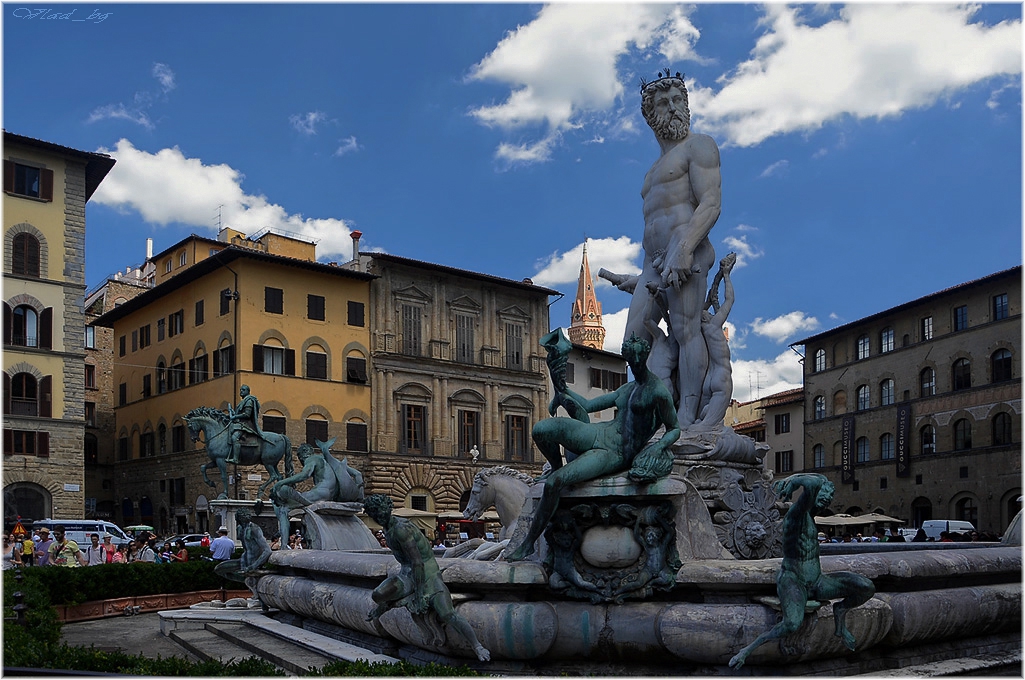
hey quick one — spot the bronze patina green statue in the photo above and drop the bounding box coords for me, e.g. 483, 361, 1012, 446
363, 494, 490, 662
505, 333, 681, 561
214, 508, 272, 583
728, 473, 875, 669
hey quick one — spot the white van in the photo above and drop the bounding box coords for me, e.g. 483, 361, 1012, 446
32, 519, 132, 549
921, 519, 975, 540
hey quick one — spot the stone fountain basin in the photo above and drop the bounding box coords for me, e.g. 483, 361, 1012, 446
255, 545, 1021, 668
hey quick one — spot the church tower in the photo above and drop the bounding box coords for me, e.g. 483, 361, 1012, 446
568, 242, 606, 349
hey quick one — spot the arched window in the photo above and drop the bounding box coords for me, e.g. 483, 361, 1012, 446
11, 233, 40, 277
953, 418, 972, 451
812, 444, 825, 468
992, 412, 1013, 446
920, 425, 936, 455
952, 358, 971, 391
158, 424, 167, 455
880, 379, 894, 406
84, 433, 98, 464
346, 418, 369, 452
920, 367, 936, 397
3, 482, 50, 523
880, 433, 895, 460
814, 349, 826, 373
856, 437, 869, 463
991, 349, 1012, 383
11, 305, 38, 347
813, 396, 826, 420
857, 335, 870, 360
856, 385, 870, 411
10, 372, 38, 416
880, 328, 894, 353
955, 497, 978, 526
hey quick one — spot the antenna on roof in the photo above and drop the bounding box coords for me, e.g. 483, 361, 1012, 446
214, 205, 223, 231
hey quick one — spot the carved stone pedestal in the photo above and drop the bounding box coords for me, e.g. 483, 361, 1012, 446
289, 501, 379, 551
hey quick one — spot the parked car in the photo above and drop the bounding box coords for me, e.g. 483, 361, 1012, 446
166, 533, 207, 548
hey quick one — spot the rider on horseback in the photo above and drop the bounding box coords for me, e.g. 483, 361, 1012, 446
227, 385, 270, 463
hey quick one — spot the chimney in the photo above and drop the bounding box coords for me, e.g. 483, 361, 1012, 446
146, 238, 153, 261
351, 230, 362, 260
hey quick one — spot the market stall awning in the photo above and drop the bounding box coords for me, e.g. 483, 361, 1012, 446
358, 508, 437, 534
815, 513, 905, 527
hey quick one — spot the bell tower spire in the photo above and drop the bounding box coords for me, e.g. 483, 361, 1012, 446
568, 241, 605, 349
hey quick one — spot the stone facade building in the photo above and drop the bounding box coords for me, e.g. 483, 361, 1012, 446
2, 131, 115, 527
793, 266, 1021, 534
726, 388, 805, 475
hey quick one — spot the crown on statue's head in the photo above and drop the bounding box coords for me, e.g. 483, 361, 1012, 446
640, 68, 686, 93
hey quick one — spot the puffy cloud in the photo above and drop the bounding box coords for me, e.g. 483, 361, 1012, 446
290, 111, 326, 135
467, 4, 702, 160
695, 4, 1022, 146
730, 350, 804, 403
88, 63, 177, 129
750, 311, 820, 343
532, 236, 642, 288
721, 233, 764, 268
91, 139, 356, 261
601, 307, 631, 355
495, 132, 560, 165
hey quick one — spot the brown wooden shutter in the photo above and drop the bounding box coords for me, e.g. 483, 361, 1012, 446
3, 302, 11, 345
39, 168, 54, 202
284, 349, 295, 376
252, 345, 263, 373
3, 429, 12, 455
36, 432, 49, 458
39, 308, 52, 349
3, 161, 13, 193
2, 373, 9, 415
39, 375, 52, 418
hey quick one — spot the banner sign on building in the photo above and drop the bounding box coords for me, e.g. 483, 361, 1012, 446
895, 404, 912, 477
840, 415, 855, 484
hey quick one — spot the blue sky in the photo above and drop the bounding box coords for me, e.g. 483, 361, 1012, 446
4, 3, 1021, 401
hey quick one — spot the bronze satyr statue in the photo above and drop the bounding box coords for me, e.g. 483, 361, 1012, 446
363, 494, 490, 662
728, 473, 875, 669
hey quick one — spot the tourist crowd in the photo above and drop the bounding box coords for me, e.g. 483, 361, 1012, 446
817, 528, 1000, 543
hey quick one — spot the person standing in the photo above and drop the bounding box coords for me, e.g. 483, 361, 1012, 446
83, 533, 107, 566
34, 528, 53, 566
3, 535, 23, 570
47, 527, 86, 567
102, 535, 116, 563
210, 526, 235, 561
21, 533, 34, 567
136, 535, 157, 563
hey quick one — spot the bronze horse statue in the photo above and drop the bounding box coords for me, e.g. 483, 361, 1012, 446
184, 406, 294, 499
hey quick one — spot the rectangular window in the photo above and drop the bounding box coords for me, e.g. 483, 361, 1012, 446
131, 330, 138, 352
263, 415, 287, 434
456, 314, 475, 364
157, 318, 165, 341
880, 477, 888, 490
214, 345, 235, 377
954, 305, 968, 331
189, 355, 209, 384
118, 436, 130, 461
994, 293, 1009, 321
142, 374, 152, 398
5, 161, 53, 201
141, 432, 155, 458
263, 346, 285, 374
168, 310, 184, 337
813, 445, 825, 468
880, 328, 894, 353
775, 450, 793, 473
507, 415, 528, 461
410, 495, 428, 512
505, 323, 523, 370
7, 430, 48, 457
346, 356, 368, 383
118, 383, 127, 406
84, 402, 95, 427
307, 352, 328, 380
921, 316, 933, 341
168, 362, 186, 390
265, 287, 283, 314
119, 335, 126, 357
305, 419, 329, 446
347, 301, 365, 327
590, 368, 627, 391
857, 335, 870, 360
85, 364, 96, 389
139, 324, 150, 348
308, 294, 325, 321
774, 413, 790, 435
403, 404, 426, 454
220, 290, 231, 316
195, 299, 204, 326
171, 425, 186, 453
402, 304, 421, 356
85, 326, 95, 349
458, 410, 480, 455
565, 362, 575, 384
346, 421, 369, 452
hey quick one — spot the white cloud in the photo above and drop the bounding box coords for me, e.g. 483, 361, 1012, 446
91, 139, 356, 261
495, 132, 560, 165
721, 234, 764, 268
334, 136, 360, 156
290, 111, 326, 135
750, 311, 820, 343
467, 4, 702, 161
601, 307, 631, 355
532, 236, 642, 288
730, 350, 804, 403
759, 159, 789, 178
88, 63, 177, 129
694, 4, 1021, 147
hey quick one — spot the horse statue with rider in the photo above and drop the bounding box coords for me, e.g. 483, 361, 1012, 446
184, 385, 294, 499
